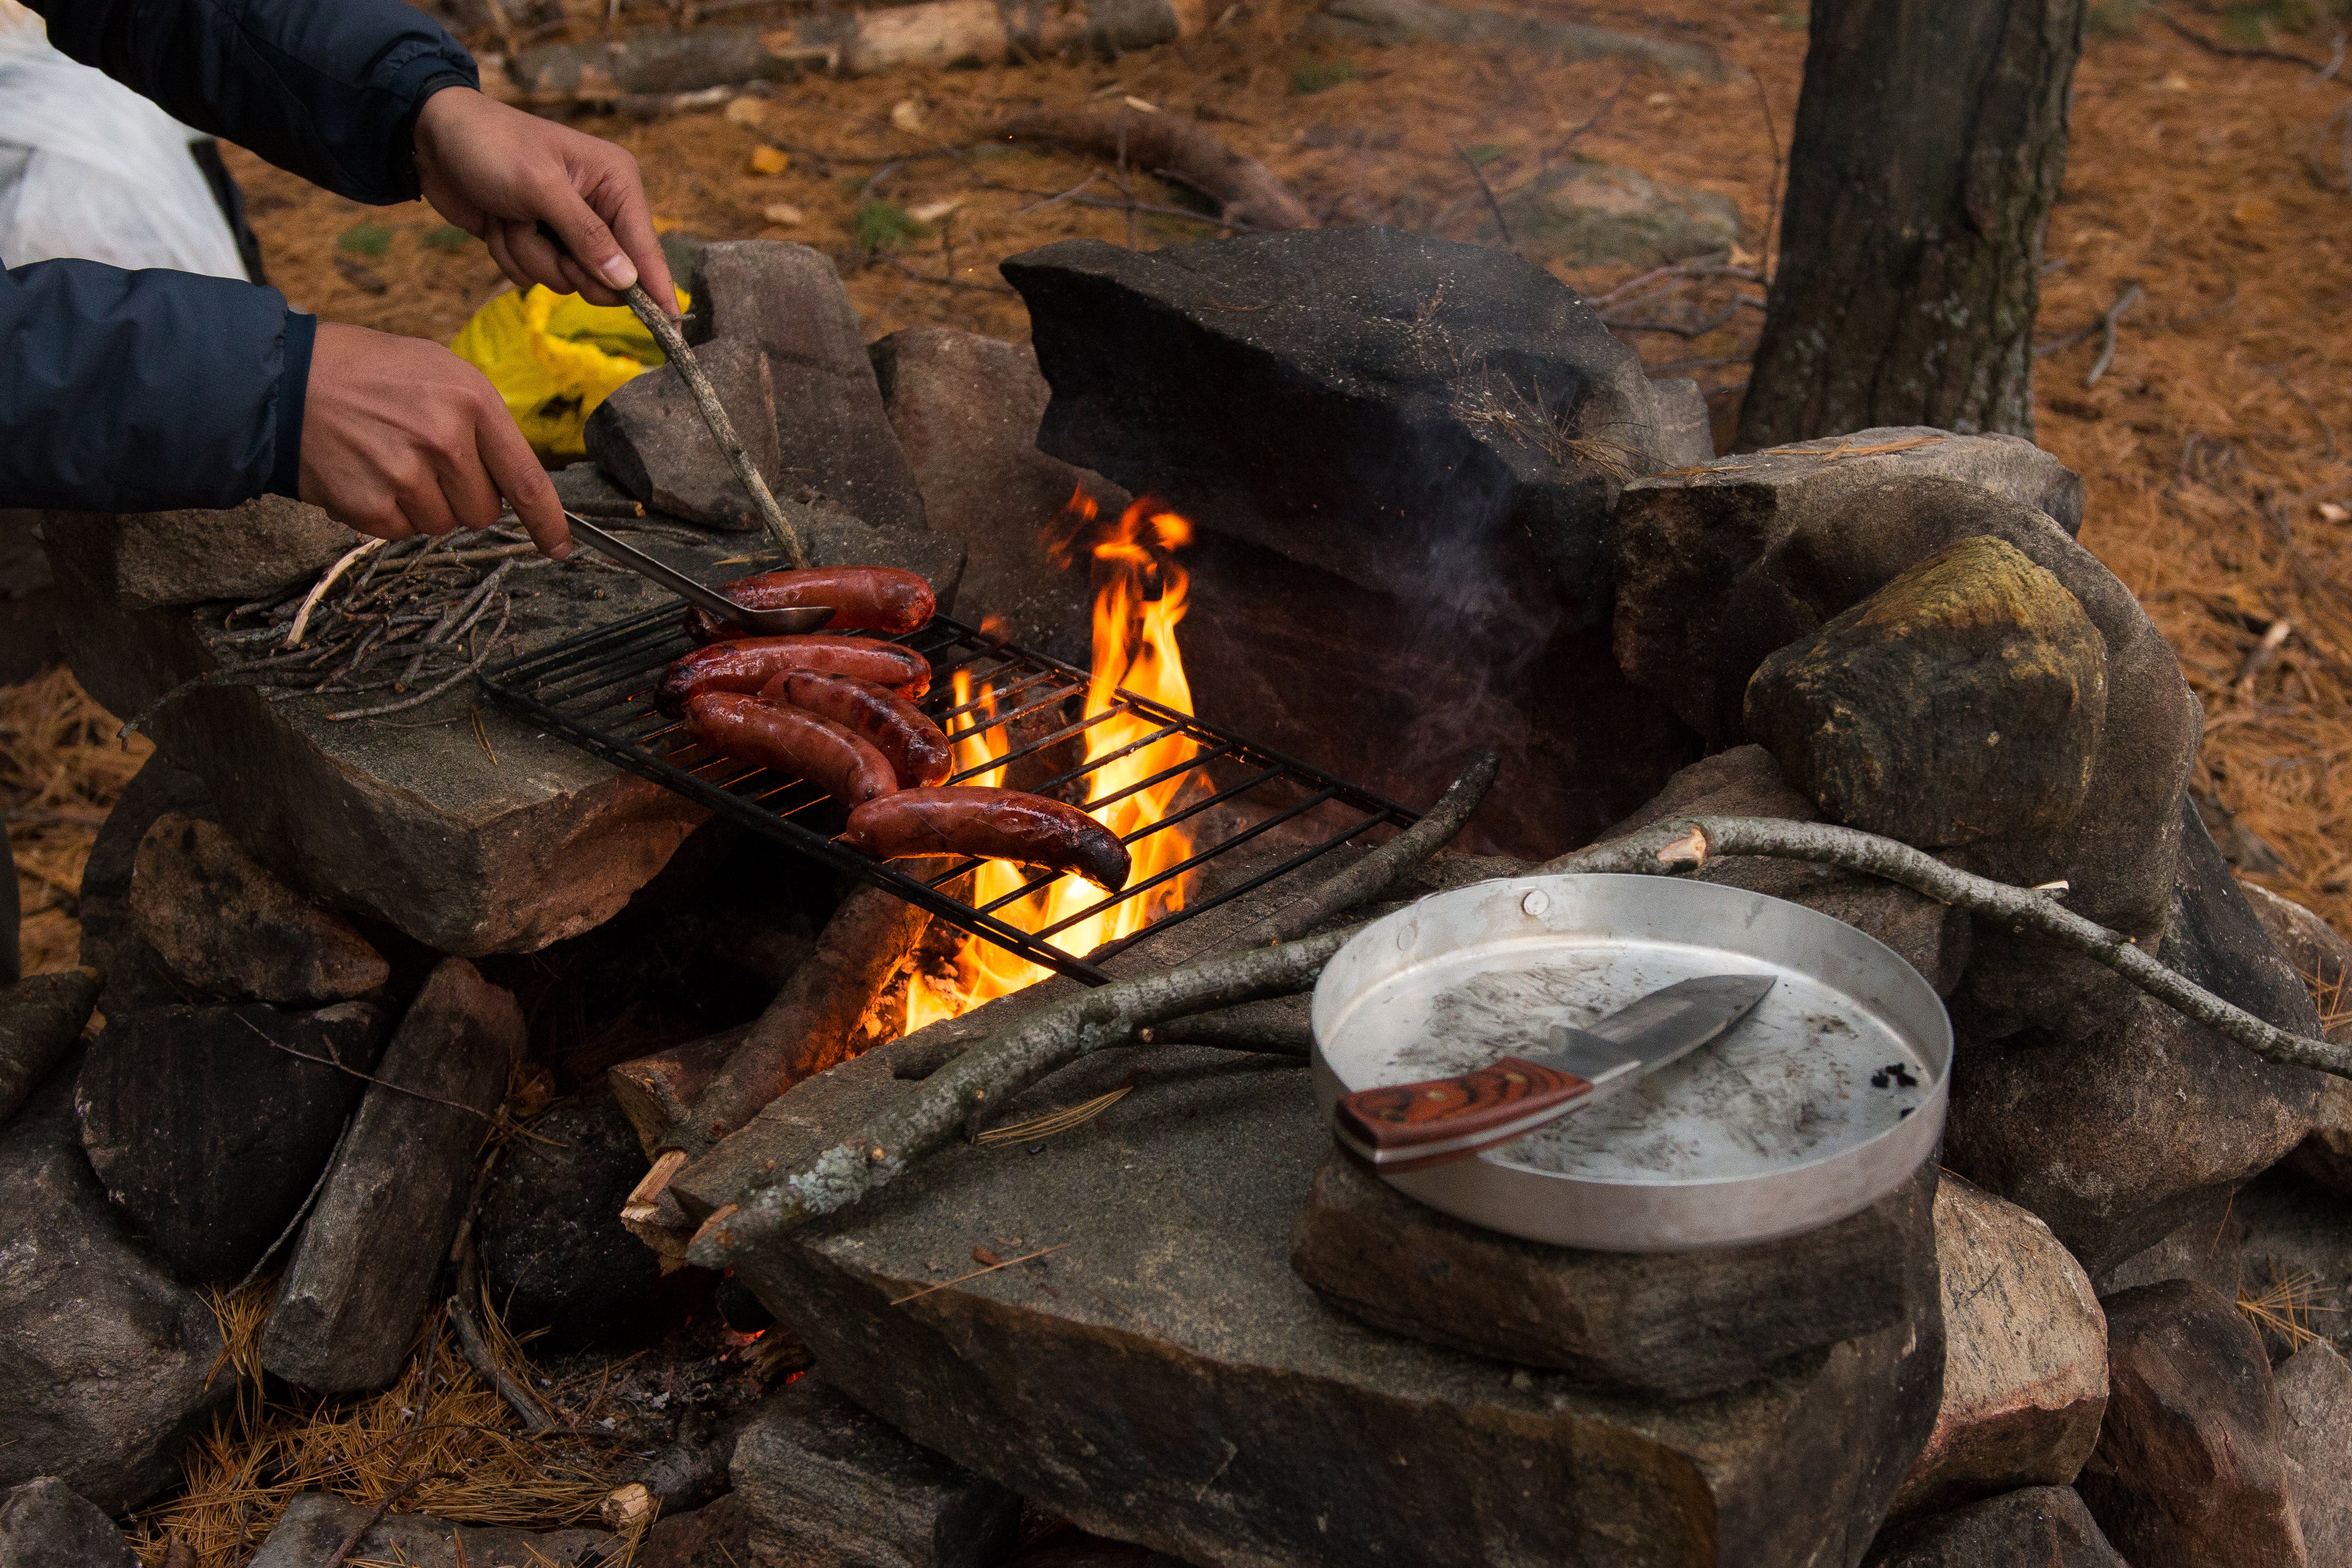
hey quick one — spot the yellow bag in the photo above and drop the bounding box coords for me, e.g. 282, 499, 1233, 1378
449, 284, 689, 462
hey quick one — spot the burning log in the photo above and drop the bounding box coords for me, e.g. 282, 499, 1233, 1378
0, 966, 100, 1127
676, 885, 932, 1154
990, 107, 1314, 233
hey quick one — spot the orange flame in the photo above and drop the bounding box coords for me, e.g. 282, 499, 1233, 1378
904, 491, 1200, 1029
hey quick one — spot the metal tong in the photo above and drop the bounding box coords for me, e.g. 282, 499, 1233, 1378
564, 511, 832, 635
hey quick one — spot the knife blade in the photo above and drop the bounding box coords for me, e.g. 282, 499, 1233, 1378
1330, 973, 1776, 1174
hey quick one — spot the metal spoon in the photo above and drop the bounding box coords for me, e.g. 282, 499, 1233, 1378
564, 511, 833, 635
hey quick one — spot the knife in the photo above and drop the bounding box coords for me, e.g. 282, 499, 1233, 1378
1331, 973, 1776, 1173
563, 511, 833, 635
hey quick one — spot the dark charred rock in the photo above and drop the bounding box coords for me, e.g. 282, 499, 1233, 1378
1582, 744, 1972, 994
129, 812, 388, 1005
75, 753, 214, 1019
75, 1000, 388, 1285
0, 968, 101, 1129
1862, 1486, 2126, 1567
1006, 1533, 1187, 1568
0, 1059, 229, 1512
722, 1039, 1947, 1567
261, 960, 522, 1392
1003, 228, 1710, 858
246, 1493, 612, 1567
1288, 1150, 1940, 1401
2274, 1341, 2352, 1565
2077, 1279, 2306, 1568
1744, 536, 2107, 848
869, 324, 1126, 666
730, 1378, 1022, 1568
1891, 1175, 2107, 1520
479, 1093, 669, 1346
0, 1477, 139, 1568
641, 1494, 750, 1568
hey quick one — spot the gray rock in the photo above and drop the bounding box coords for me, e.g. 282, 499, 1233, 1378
1616, 453, 2179, 953
2094, 1184, 2247, 1302
731, 1378, 1022, 1568
2240, 883, 2352, 1006
2290, 1073, 2352, 1197
2274, 1341, 2352, 1566
586, 336, 784, 533
2077, 1279, 2308, 1568
1574, 744, 1973, 995
0, 511, 62, 687
0, 1477, 137, 1567
129, 812, 388, 1004
869, 324, 1125, 665
262, 960, 522, 1391
1492, 162, 1740, 267
47, 496, 356, 610
1892, 1175, 2107, 1519
1310, 0, 1732, 78
1648, 375, 1713, 468
723, 1042, 1947, 1567
1863, 1487, 2126, 1567
660, 241, 927, 532
798, 509, 968, 616
479, 1094, 668, 1346
1288, 1149, 1940, 1401
641, 1493, 749, 1568
49, 514, 732, 956
75, 1000, 388, 1285
1744, 536, 2108, 848
74, 753, 215, 1018
246, 1492, 612, 1568
0, 1060, 229, 1512
2232, 1167, 2352, 1360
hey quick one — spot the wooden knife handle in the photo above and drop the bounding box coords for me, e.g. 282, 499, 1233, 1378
1332, 1058, 1595, 1173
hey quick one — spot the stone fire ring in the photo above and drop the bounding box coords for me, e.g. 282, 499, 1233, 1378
1310, 874, 1952, 1250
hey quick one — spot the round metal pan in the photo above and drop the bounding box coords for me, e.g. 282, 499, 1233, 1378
1309, 873, 1952, 1250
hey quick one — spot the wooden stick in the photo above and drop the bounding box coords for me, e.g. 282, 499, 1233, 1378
623, 284, 809, 568
991, 108, 1314, 233
2082, 280, 2145, 390
693, 926, 1359, 1265
1538, 815, 2352, 1079
1453, 140, 1516, 255
446, 1292, 559, 1435
322, 1468, 459, 1568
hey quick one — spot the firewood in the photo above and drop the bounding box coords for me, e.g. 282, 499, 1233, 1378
609, 1028, 743, 1157
0, 966, 100, 1128
676, 885, 931, 1155
991, 106, 1314, 233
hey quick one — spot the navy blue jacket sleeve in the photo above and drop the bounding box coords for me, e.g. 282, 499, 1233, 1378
2, 258, 314, 510
28, 0, 477, 205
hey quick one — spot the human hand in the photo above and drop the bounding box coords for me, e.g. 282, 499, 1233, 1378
297, 322, 573, 559
412, 86, 677, 312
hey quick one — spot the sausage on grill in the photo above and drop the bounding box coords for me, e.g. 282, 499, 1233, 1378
686, 565, 936, 642
840, 787, 1131, 892
759, 670, 952, 789
658, 635, 931, 712
684, 693, 897, 807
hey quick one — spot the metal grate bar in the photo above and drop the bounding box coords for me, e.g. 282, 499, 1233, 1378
478, 609, 1418, 986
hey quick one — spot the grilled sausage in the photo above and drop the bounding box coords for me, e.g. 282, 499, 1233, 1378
686, 565, 936, 642
840, 787, 1131, 891
658, 635, 931, 713
759, 670, 952, 788
685, 693, 898, 806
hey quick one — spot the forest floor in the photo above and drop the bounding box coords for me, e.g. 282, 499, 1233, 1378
17, 0, 2352, 965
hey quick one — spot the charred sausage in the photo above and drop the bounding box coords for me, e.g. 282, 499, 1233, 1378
840, 787, 1131, 891
686, 565, 936, 642
658, 635, 931, 713
759, 670, 952, 788
685, 693, 898, 806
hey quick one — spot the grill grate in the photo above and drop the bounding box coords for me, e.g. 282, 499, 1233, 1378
477, 606, 1419, 985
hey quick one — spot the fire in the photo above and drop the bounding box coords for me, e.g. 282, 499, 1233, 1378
903, 492, 1200, 1029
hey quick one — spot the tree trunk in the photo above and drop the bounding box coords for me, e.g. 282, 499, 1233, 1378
1735, 0, 2086, 450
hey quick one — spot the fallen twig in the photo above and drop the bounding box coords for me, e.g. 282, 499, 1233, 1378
891, 1242, 1069, 1302
623, 283, 810, 567
1537, 816, 2352, 1078
237, 1016, 497, 1121
992, 107, 1313, 232
2149, 6, 2331, 71
321, 1468, 459, 1568
447, 1292, 560, 1435
690, 925, 1359, 1265
1453, 140, 1516, 255
2082, 280, 2145, 389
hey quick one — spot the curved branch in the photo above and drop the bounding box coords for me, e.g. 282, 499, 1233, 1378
1539, 816, 2352, 1079
688, 925, 1357, 1265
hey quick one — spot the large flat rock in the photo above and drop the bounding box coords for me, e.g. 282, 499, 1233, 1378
727, 1043, 1946, 1567
47, 504, 959, 955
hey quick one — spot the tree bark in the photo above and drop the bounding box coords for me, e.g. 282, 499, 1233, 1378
1736, 0, 2086, 450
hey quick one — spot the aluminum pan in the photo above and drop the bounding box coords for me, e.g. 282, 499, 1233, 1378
1309, 874, 1952, 1250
